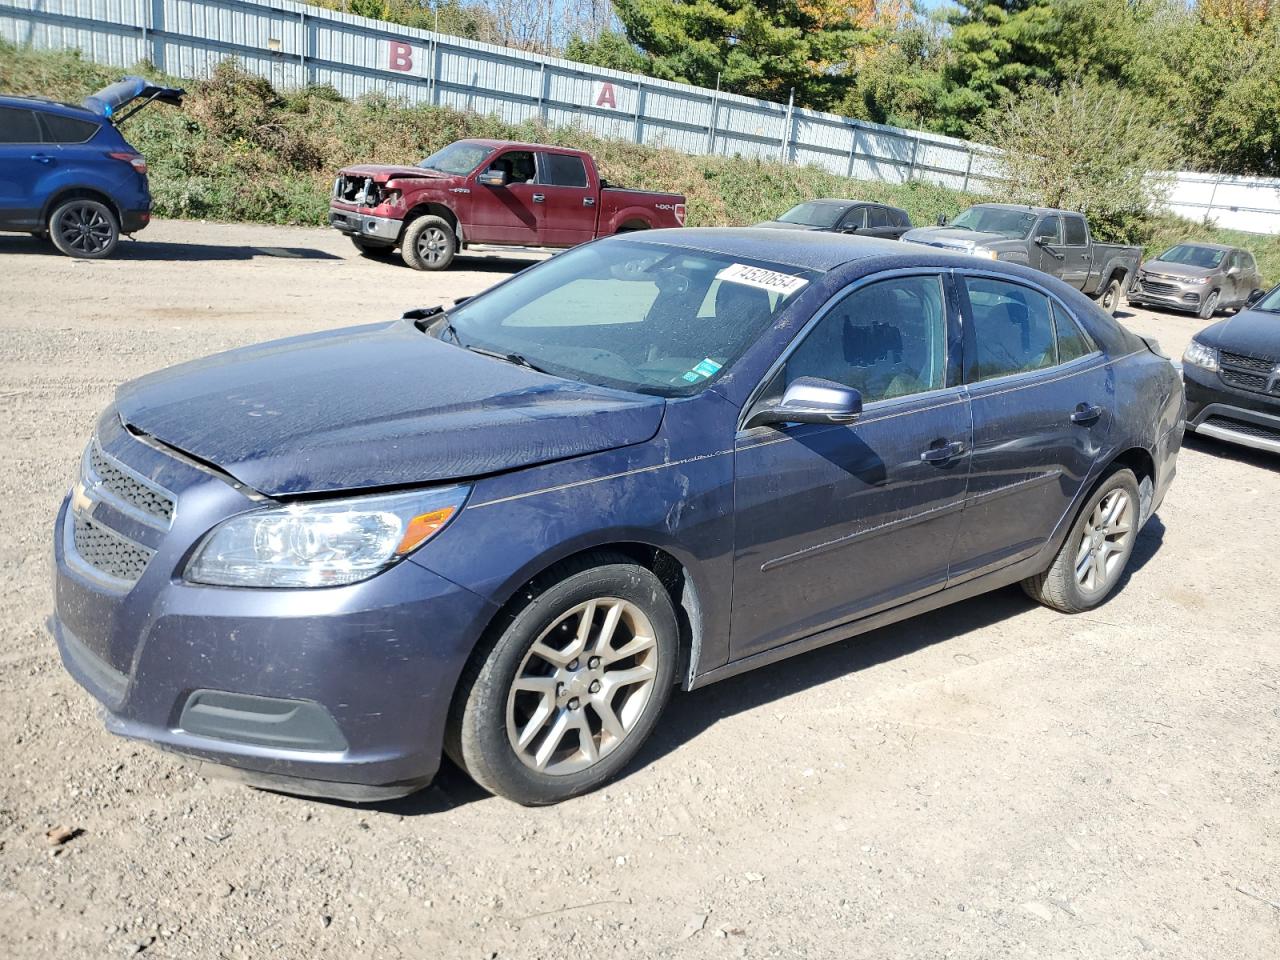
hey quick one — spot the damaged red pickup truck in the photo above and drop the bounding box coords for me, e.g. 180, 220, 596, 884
330, 139, 687, 270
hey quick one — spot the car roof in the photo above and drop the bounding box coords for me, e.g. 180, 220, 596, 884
0, 94, 101, 121
971, 202, 1083, 218
1166, 241, 1235, 252
621, 227, 961, 271
461, 138, 586, 154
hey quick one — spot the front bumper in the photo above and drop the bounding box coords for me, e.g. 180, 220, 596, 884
1183, 363, 1280, 455
1128, 279, 1206, 312
51, 420, 496, 800
329, 205, 401, 244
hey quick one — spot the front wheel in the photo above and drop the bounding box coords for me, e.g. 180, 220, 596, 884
48, 199, 119, 259
1022, 468, 1141, 613
1198, 289, 1220, 320
400, 215, 456, 271
448, 555, 678, 805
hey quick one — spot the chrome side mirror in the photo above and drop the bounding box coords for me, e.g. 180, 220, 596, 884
745, 377, 863, 429
478, 169, 508, 187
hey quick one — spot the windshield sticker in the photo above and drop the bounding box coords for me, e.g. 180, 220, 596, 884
716, 263, 809, 296
681, 358, 723, 383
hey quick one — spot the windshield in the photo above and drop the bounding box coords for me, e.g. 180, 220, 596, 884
438, 239, 818, 396
776, 202, 847, 228
1155, 244, 1225, 269
419, 142, 496, 175
948, 206, 1038, 239
1252, 285, 1280, 312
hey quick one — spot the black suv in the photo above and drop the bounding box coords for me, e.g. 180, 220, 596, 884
1182, 284, 1280, 455
755, 199, 913, 240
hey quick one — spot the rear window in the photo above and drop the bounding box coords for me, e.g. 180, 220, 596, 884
540, 153, 589, 188
0, 107, 42, 143
39, 113, 99, 144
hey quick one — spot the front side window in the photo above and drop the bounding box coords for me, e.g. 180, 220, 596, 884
1033, 217, 1061, 244
488, 150, 536, 184
0, 107, 42, 144
540, 153, 588, 187
442, 239, 817, 397
1063, 217, 1087, 245
418, 141, 496, 176
782, 275, 948, 404
964, 277, 1057, 382
840, 207, 867, 230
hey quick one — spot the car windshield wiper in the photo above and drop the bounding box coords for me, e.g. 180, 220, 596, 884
463, 343, 548, 373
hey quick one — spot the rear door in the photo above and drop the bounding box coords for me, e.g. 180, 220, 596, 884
863, 205, 899, 239
0, 105, 49, 229
467, 148, 541, 245
535, 151, 597, 247
947, 273, 1112, 584
730, 272, 972, 659
1059, 215, 1091, 289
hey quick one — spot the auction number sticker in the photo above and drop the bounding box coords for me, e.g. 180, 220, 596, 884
716, 263, 809, 296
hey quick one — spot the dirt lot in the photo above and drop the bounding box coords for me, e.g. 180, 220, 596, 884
1, 220, 1277, 959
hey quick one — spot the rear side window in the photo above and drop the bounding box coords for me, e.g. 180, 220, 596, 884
1051, 301, 1095, 362
892, 208, 910, 227
1063, 217, 1087, 245
540, 153, 588, 187
964, 277, 1057, 382
0, 107, 42, 143
39, 113, 99, 144
867, 206, 890, 228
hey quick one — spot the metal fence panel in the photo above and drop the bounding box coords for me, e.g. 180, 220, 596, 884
3, 0, 1278, 233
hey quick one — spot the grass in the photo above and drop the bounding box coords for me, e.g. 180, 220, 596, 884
3, 42, 1278, 281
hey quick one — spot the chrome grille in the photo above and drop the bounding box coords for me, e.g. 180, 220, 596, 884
89, 445, 174, 523
72, 515, 154, 582
1140, 279, 1179, 295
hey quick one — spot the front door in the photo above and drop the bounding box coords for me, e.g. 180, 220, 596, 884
1031, 215, 1065, 278
467, 148, 541, 245
730, 273, 973, 660
536, 151, 597, 247
947, 273, 1112, 584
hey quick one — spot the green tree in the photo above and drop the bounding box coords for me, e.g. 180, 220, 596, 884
611, 0, 874, 109
564, 30, 650, 72
977, 79, 1185, 242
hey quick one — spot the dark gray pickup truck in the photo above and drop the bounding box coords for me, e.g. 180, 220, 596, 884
902, 204, 1141, 313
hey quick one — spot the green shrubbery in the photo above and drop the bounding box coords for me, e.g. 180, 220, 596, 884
3, 42, 1277, 280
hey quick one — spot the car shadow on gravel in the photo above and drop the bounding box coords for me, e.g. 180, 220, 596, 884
363, 517, 1169, 817
0, 235, 340, 261
1183, 433, 1280, 472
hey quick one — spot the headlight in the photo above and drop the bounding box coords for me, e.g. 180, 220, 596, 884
1190, 275, 1211, 284
186, 485, 469, 588
979, 249, 1000, 260
1182, 339, 1219, 372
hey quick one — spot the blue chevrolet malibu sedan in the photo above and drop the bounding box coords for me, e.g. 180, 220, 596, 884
52, 229, 1183, 805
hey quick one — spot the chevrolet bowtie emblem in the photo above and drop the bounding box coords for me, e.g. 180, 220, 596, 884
70, 480, 94, 518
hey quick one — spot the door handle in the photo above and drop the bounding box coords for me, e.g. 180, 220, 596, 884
31, 154, 54, 164
532, 193, 545, 203
1070, 403, 1104, 425
583, 197, 595, 207
920, 440, 966, 463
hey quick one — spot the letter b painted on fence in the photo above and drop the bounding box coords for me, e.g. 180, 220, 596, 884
389, 41, 414, 72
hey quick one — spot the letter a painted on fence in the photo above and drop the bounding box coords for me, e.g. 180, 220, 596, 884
390, 41, 414, 72
595, 82, 617, 109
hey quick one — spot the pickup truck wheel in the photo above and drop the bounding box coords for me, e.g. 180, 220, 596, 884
1198, 289, 1220, 319
401, 215, 456, 271
350, 236, 395, 259
1096, 278, 1123, 315
48, 199, 119, 259
447, 554, 678, 805
1021, 468, 1140, 613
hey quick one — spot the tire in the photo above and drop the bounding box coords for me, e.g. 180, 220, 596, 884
1096, 278, 1123, 315
448, 554, 679, 805
1022, 468, 1141, 613
48, 199, 119, 259
1198, 289, 1220, 320
350, 235, 395, 259
400, 214, 456, 271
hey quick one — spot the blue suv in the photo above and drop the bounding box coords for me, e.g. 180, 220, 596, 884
0, 77, 183, 258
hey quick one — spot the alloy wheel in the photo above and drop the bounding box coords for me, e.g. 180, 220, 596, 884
416, 227, 449, 265
56, 203, 115, 256
505, 598, 659, 776
1075, 488, 1132, 592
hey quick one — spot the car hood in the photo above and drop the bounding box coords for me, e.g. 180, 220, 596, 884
900, 227, 1009, 248
340, 164, 454, 183
1196, 308, 1280, 358
115, 321, 666, 497
1143, 260, 1216, 280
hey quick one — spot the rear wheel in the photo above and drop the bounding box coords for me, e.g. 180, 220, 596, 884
400, 215, 456, 271
1198, 289, 1220, 319
1022, 468, 1141, 613
1096, 277, 1123, 315
48, 199, 119, 259
448, 555, 678, 805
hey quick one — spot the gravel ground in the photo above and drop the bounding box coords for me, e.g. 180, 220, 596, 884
1, 221, 1277, 960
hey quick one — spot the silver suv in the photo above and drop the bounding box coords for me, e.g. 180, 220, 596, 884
1129, 243, 1264, 319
